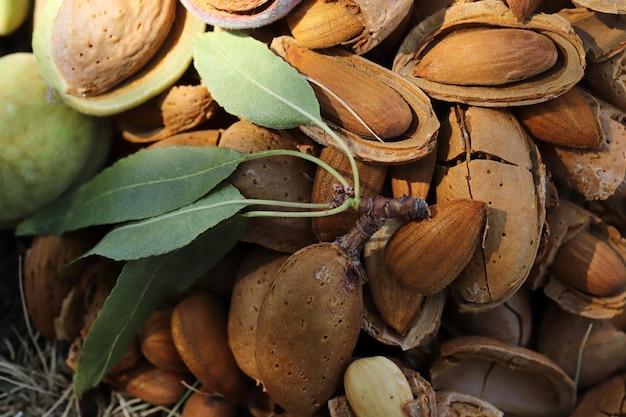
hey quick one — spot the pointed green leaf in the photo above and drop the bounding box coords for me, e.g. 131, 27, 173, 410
84, 183, 248, 261
16, 146, 246, 236
73, 215, 246, 395
193, 31, 321, 129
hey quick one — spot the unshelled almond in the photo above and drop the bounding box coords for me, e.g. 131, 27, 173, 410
414, 28, 558, 86
550, 230, 626, 296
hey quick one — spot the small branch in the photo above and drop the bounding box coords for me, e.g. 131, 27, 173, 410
335, 194, 430, 284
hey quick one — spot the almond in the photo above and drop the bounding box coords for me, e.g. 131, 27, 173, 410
513, 87, 603, 149
414, 28, 558, 86
550, 230, 626, 296
384, 199, 487, 296
287, 0, 365, 50
344, 356, 413, 417
281, 40, 413, 140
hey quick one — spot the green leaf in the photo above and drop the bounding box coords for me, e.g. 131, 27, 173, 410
83, 183, 248, 261
193, 31, 321, 129
73, 215, 246, 395
16, 146, 246, 236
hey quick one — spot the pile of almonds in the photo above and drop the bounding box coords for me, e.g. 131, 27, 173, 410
12, 0, 626, 416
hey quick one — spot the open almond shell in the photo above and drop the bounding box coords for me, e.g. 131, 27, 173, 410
271, 36, 439, 164
394, 1, 586, 106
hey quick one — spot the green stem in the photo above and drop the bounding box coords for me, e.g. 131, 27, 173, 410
243, 149, 349, 190
243, 199, 353, 218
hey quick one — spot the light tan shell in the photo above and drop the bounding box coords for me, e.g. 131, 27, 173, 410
540, 199, 626, 319
271, 36, 439, 164
559, 7, 626, 63
435, 105, 546, 312
539, 93, 626, 201
394, 1, 586, 106
430, 336, 577, 417
119, 83, 219, 143
537, 301, 626, 388
570, 373, 626, 417
572, 0, 626, 13
436, 391, 504, 417
50, 0, 176, 97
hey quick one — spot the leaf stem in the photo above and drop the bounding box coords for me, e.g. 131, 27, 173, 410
243, 199, 354, 218
243, 149, 350, 190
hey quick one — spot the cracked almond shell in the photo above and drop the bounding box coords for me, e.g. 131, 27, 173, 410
435, 105, 547, 312
393, 1, 585, 106
32, 0, 206, 116
430, 335, 576, 417
271, 35, 439, 164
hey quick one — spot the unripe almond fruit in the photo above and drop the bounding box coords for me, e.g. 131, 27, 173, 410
414, 28, 558, 86
550, 230, 626, 296
256, 242, 363, 417
385, 199, 487, 295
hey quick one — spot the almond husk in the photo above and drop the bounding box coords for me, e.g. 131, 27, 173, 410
394, 1, 586, 106
571, 0, 626, 13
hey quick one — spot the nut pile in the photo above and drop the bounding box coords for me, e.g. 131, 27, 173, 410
8, 0, 626, 416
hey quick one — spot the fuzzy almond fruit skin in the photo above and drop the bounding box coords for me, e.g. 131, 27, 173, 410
256, 242, 363, 417
414, 28, 558, 86
282, 41, 412, 140
550, 230, 626, 296
344, 356, 414, 417
384, 199, 487, 296
171, 292, 250, 404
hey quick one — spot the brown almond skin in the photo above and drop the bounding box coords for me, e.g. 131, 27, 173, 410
139, 309, 188, 373
256, 242, 363, 417
282, 41, 412, 140
550, 230, 626, 296
385, 199, 487, 295
23, 231, 96, 340
414, 28, 558, 86
171, 292, 251, 404
182, 390, 238, 417
512, 88, 603, 149
287, 0, 365, 50
108, 361, 190, 406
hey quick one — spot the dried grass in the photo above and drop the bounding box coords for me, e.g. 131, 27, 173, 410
0, 256, 183, 417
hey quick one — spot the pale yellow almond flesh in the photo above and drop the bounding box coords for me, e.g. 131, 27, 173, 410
414, 27, 558, 86
51, 0, 176, 96
344, 356, 413, 417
